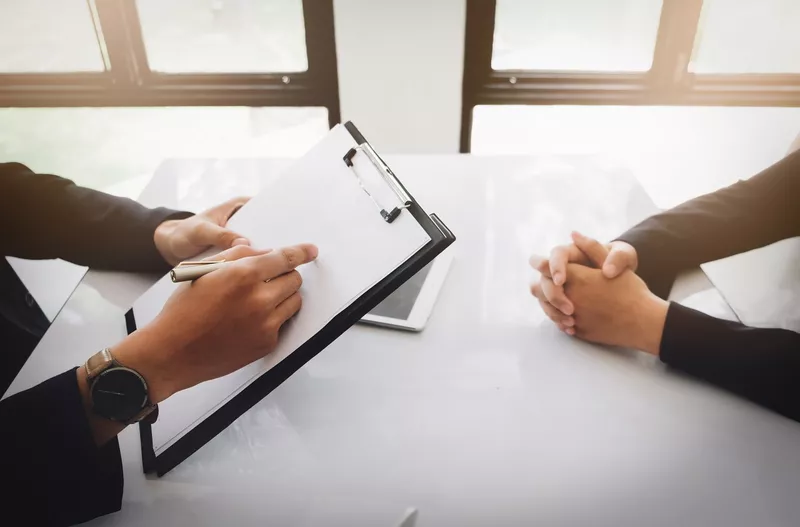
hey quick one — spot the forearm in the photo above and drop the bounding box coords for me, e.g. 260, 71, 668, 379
618, 150, 800, 297
0, 163, 190, 271
659, 303, 800, 422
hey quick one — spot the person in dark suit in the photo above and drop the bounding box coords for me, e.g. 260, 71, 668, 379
0, 162, 318, 526
529, 149, 800, 422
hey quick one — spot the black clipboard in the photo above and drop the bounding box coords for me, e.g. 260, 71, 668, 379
125, 122, 456, 476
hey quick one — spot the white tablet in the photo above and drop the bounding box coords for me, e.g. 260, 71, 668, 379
360, 250, 453, 332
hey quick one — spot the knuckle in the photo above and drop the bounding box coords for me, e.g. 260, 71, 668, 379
280, 248, 299, 269
229, 263, 254, 285
290, 270, 303, 290
264, 318, 281, 336
261, 287, 279, 305
216, 229, 231, 243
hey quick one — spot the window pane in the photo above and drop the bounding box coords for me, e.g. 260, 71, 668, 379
471, 105, 800, 207
0, 107, 328, 193
690, 0, 800, 74
0, 0, 104, 73
492, 0, 663, 72
137, 0, 308, 74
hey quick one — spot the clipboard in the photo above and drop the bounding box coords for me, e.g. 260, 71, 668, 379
125, 122, 455, 476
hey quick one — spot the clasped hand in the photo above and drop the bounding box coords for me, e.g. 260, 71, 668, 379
529, 232, 668, 356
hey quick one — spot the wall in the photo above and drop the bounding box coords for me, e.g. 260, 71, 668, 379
333, 0, 466, 154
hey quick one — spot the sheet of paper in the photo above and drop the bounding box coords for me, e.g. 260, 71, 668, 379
701, 237, 800, 332
131, 125, 431, 453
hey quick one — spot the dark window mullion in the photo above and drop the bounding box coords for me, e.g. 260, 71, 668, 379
301, 0, 340, 127
460, 0, 497, 152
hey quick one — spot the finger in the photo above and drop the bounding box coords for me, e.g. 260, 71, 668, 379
264, 270, 303, 307
528, 255, 552, 277
192, 221, 250, 250
244, 244, 319, 282
571, 231, 609, 268
201, 245, 270, 262
202, 196, 251, 223
540, 275, 574, 316
536, 294, 575, 327
602, 244, 636, 278
268, 292, 303, 329
549, 244, 589, 286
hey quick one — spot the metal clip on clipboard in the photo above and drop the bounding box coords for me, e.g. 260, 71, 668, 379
343, 143, 412, 223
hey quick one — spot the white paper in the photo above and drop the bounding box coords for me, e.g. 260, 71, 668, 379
701, 237, 800, 332
131, 125, 431, 452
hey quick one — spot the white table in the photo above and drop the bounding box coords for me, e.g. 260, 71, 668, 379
8, 156, 800, 527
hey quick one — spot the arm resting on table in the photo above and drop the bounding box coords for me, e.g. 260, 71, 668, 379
617, 150, 800, 298
0, 162, 189, 272
661, 303, 800, 422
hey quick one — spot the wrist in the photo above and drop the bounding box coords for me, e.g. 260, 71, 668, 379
153, 219, 180, 265
112, 328, 178, 404
635, 294, 669, 356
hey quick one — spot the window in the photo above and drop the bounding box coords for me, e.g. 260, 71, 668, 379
690, 0, 800, 74
492, 0, 664, 72
0, 0, 339, 190
0, 0, 105, 73
136, 0, 309, 74
462, 0, 800, 152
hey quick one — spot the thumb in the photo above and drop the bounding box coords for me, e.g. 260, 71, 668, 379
570, 231, 609, 268
602, 244, 636, 278
193, 221, 250, 250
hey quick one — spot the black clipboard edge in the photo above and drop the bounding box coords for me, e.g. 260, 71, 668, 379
135, 122, 455, 476
125, 309, 158, 474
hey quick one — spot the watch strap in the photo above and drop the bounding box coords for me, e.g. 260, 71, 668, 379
128, 402, 159, 425
85, 347, 158, 424
85, 347, 114, 380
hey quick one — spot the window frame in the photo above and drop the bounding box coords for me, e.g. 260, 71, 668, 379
461, 0, 800, 152
0, 0, 340, 128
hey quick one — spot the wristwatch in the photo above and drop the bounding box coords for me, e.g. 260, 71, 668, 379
85, 348, 158, 424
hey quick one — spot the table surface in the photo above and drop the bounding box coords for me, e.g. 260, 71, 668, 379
8, 155, 800, 527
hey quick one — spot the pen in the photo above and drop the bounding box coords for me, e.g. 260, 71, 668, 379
170, 260, 228, 283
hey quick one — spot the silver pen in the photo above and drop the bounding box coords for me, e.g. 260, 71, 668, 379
170, 260, 229, 283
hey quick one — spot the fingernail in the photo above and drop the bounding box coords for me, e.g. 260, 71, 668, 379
553, 272, 564, 285
307, 245, 319, 259
232, 237, 250, 246
563, 303, 574, 316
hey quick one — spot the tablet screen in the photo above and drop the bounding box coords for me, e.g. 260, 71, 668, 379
368, 262, 433, 320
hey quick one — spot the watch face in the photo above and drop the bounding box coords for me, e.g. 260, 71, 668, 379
91, 367, 149, 422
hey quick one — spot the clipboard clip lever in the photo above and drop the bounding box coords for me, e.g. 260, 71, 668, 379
343, 144, 412, 223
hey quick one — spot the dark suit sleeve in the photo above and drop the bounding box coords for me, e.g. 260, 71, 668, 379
0, 162, 190, 272
0, 164, 192, 524
1, 369, 123, 526
614, 152, 800, 421
616, 149, 800, 299
660, 303, 800, 422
